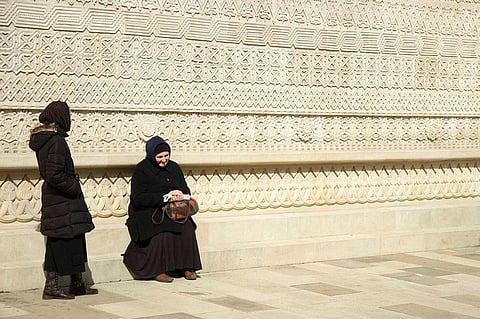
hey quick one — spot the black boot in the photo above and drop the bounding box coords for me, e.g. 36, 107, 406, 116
70, 273, 98, 296
42, 272, 75, 300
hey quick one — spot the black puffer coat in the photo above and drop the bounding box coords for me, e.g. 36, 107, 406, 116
126, 136, 195, 242
29, 125, 94, 238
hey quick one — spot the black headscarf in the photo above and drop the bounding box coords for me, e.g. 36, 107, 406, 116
39, 101, 71, 132
145, 136, 171, 167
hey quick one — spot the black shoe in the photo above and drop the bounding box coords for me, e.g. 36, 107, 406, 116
70, 273, 99, 296
43, 272, 75, 300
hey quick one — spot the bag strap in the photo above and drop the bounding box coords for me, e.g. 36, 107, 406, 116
151, 208, 165, 225
152, 205, 190, 225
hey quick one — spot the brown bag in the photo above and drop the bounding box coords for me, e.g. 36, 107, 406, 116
152, 198, 199, 224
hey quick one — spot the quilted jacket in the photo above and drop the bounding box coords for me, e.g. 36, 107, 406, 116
29, 125, 94, 238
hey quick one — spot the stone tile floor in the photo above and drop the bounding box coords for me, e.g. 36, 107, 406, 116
1, 247, 479, 319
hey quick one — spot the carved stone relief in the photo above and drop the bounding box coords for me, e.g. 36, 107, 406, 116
1, 110, 479, 155
1, 160, 479, 223
0, 0, 479, 223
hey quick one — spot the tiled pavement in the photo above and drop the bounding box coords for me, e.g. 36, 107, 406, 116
1, 247, 479, 319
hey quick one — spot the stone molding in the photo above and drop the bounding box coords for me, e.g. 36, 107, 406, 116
2, 111, 479, 157
1, 160, 479, 223
3, 0, 480, 40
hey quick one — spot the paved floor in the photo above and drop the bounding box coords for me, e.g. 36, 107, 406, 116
1, 247, 479, 319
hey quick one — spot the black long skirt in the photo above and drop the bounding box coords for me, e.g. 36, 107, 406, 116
123, 219, 202, 279
44, 235, 87, 275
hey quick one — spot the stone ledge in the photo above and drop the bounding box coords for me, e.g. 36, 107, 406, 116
1, 226, 479, 292
1, 149, 479, 170
1, 199, 479, 291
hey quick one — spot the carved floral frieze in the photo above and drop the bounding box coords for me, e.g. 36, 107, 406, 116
1, 111, 478, 156
1, 160, 478, 223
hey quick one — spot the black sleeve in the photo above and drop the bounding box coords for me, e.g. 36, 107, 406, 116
130, 164, 164, 208
170, 161, 191, 195
44, 136, 82, 196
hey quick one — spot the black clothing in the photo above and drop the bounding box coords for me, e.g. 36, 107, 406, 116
145, 136, 171, 167
154, 143, 171, 156
126, 158, 193, 242
29, 125, 94, 238
30, 109, 94, 277
44, 235, 87, 275
123, 136, 202, 278
123, 219, 201, 279
39, 101, 72, 132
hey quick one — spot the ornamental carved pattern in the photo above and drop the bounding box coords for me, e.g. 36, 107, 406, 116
1, 0, 479, 223
1, 0, 480, 116
1, 161, 479, 223
2, 28, 478, 90
1, 111, 479, 155
4, 0, 480, 39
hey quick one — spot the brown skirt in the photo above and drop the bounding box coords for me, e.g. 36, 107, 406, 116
123, 218, 202, 279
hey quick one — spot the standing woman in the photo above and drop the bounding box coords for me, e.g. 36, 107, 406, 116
123, 136, 202, 282
29, 101, 97, 300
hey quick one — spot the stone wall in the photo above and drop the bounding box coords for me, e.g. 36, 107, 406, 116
0, 0, 480, 290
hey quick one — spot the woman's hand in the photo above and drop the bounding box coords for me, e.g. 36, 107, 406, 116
168, 190, 184, 200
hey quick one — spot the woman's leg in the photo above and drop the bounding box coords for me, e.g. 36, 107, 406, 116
43, 237, 77, 300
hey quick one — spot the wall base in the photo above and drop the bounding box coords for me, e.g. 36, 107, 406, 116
1, 198, 479, 292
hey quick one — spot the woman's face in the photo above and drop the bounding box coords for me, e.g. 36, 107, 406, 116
155, 151, 170, 167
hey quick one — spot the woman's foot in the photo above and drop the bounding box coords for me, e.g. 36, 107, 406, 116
184, 270, 197, 280
154, 273, 173, 283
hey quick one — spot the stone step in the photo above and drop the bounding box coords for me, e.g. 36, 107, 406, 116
0, 254, 132, 292
199, 225, 480, 271
195, 200, 480, 246
1, 199, 479, 291
2, 198, 478, 263
1, 225, 479, 292
0, 219, 131, 263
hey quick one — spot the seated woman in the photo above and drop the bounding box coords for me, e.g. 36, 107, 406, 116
123, 136, 202, 282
